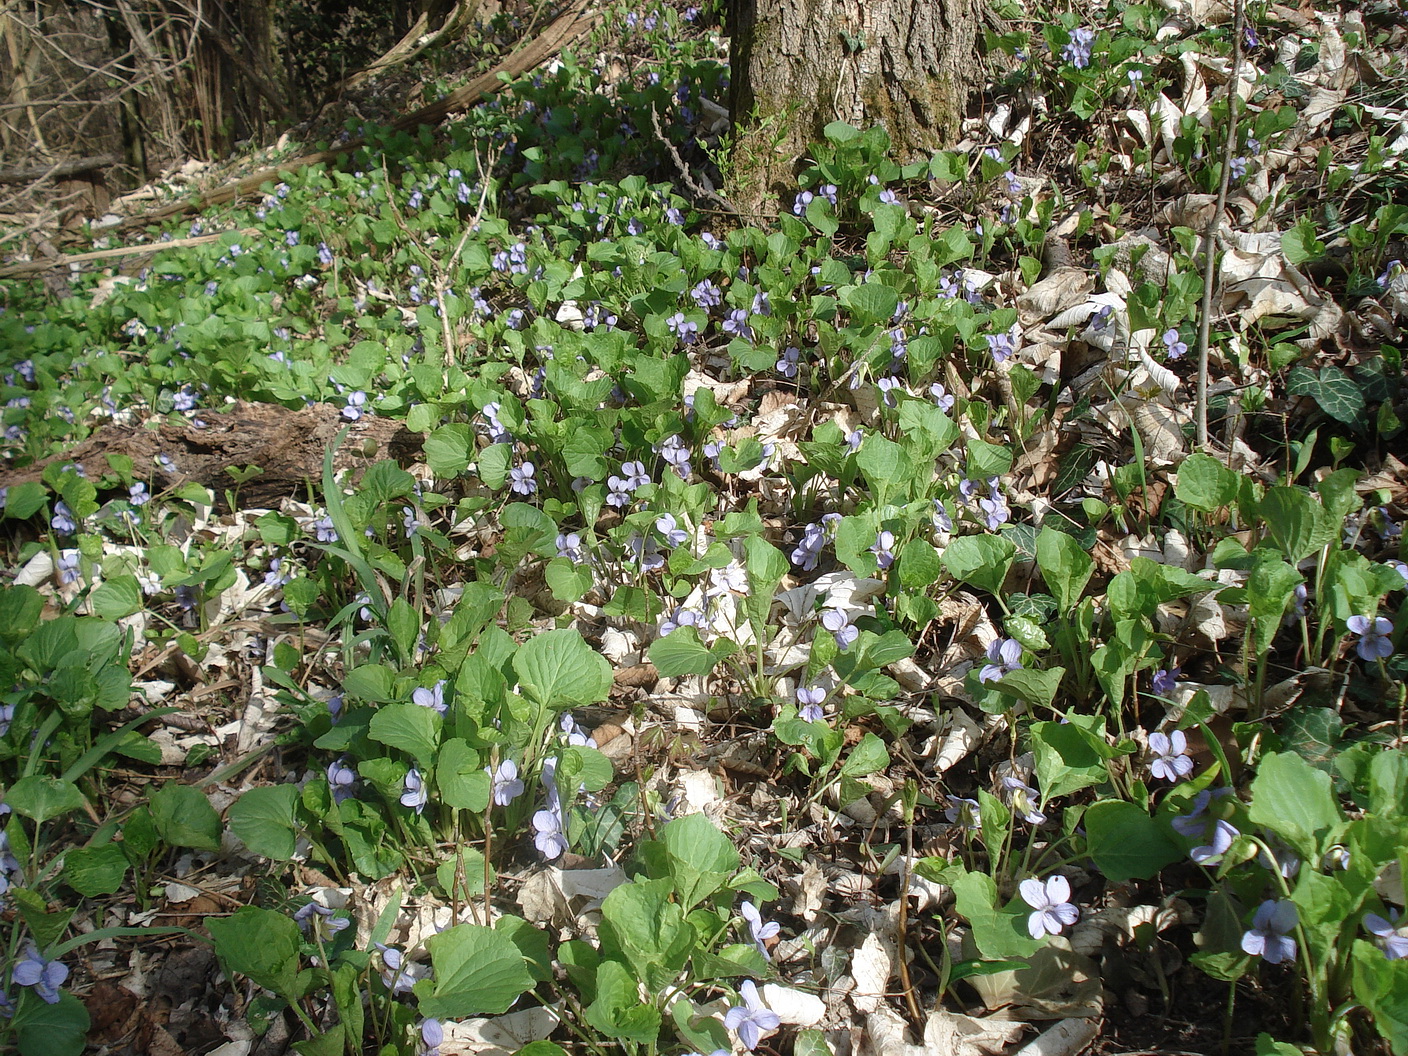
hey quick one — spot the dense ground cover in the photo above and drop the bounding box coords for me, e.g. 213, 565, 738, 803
1, 1, 1408, 1054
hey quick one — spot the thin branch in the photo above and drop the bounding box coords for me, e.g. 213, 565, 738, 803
1195, 0, 1245, 451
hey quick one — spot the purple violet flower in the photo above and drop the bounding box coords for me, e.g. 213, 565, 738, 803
1171, 788, 1239, 864
401, 767, 429, 814
740, 901, 781, 959
979, 638, 1023, 683
1241, 899, 1297, 964
1365, 909, 1408, 960
1347, 615, 1394, 661
725, 980, 781, 1050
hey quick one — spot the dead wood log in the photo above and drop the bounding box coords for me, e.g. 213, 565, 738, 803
0, 155, 122, 184
115, 0, 597, 232
0, 401, 424, 512
0, 228, 259, 280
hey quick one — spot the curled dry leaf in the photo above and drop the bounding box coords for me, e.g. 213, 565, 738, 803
438, 1006, 561, 1056
849, 933, 893, 1014
761, 983, 826, 1026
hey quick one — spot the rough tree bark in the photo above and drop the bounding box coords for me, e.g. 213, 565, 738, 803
727, 0, 982, 217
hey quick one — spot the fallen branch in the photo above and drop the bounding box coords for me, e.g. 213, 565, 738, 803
0, 228, 257, 279
0, 154, 121, 184
114, 0, 597, 232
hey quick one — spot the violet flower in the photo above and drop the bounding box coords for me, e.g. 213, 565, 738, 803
1151, 666, 1180, 695
401, 767, 429, 814
1365, 909, 1408, 960
11, 946, 67, 1004
412, 681, 447, 715
821, 607, 858, 649
979, 638, 1023, 683
1171, 788, 1239, 864
1347, 615, 1394, 661
488, 759, 524, 806
945, 796, 980, 831
1241, 899, 1297, 964
327, 758, 357, 803
740, 901, 781, 959
796, 686, 826, 723
725, 980, 781, 1050
1002, 776, 1046, 825
375, 944, 417, 993
509, 461, 537, 496
1020, 875, 1079, 938
1148, 729, 1194, 782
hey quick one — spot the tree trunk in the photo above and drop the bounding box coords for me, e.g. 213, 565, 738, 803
728, 0, 982, 217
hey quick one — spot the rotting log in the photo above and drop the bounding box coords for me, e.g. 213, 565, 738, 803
0, 401, 424, 512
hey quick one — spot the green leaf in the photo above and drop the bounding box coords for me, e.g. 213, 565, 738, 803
62, 843, 129, 897
89, 574, 143, 618
368, 702, 442, 768
1287, 365, 1367, 428
1175, 451, 1243, 512
1036, 526, 1094, 612
949, 867, 1039, 960
1259, 487, 1332, 563
3, 481, 48, 520
1248, 751, 1343, 858
856, 435, 914, 504
208, 907, 303, 999
1084, 801, 1183, 882
513, 628, 611, 708
942, 535, 1015, 596
436, 738, 492, 811
965, 437, 1012, 479
424, 423, 475, 476
659, 813, 739, 909
6, 776, 87, 824
545, 557, 593, 602
648, 627, 734, 678
228, 784, 300, 860
585, 958, 663, 1044
896, 538, 942, 590
292, 1026, 344, 1056
12, 991, 90, 1056
150, 783, 222, 852
838, 732, 889, 779
841, 281, 900, 323
342, 663, 395, 703
1280, 217, 1325, 265
415, 923, 535, 1019
599, 877, 694, 991
1352, 939, 1408, 1053
1032, 719, 1114, 799
386, 599, 421, 663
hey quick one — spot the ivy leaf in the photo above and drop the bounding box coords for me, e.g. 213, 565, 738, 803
1287, 365, 1366, 428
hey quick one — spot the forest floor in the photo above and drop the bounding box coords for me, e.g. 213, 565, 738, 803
2, 2, 1408, 1056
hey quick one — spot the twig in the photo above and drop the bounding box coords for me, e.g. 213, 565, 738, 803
648, 104, 739, 215
0, 227, 259, 278
1195, 0, 1246, 450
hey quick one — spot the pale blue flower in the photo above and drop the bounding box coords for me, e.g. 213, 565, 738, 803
401, 767, 429, 814
740, 901, 780, 959
11, 945, 67, 1003
725, 980, 780, 1050
1241, 899, 1297, 963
